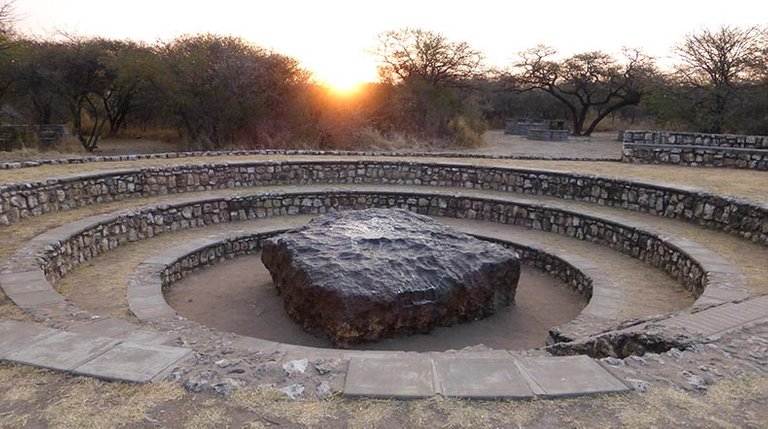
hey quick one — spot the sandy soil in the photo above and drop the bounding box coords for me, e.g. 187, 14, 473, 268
470, 130, 622, 159
165, 254, 586, 352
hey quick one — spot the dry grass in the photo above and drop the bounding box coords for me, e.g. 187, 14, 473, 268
228, 387, 285, 412
41, 378, 183, 429
274, 397, 341, 426
405, 396, 543, 429
345, 399, 396, 429
184, 401, 231, 429
607, 375, 768, 428
0, 412, 29, 428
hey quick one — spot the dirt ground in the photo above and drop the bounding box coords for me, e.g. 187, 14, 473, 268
468, 130, 622, 159
165, 254, 586, 352
1, 134, 767, 427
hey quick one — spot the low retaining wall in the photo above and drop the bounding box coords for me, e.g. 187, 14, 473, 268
1, 160, 765, 246
624, 131, 768, 149
0, 148, 618, 171
8, 188, 743, 312
622, 144, 768, 170
128, 228, 622, 342
623, 131, 768, 170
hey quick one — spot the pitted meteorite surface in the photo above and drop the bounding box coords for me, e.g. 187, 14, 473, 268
261, 208, 521, 346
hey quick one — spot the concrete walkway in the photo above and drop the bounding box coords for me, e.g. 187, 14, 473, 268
344, 352, 628, 399
0, 320, 191, 383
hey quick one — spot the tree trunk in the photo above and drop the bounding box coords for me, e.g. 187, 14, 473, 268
572, 108, 588, 136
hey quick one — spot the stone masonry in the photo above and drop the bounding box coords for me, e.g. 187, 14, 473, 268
0, 161, 765, 245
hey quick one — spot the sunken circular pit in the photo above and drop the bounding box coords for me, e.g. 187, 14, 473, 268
1, 153, 765, 401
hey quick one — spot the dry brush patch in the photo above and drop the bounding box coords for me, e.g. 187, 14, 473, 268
41, 378, 184, 428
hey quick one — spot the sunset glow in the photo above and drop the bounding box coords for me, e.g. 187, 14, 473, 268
12, 0, 766, 87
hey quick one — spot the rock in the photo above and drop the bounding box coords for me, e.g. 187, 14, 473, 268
215, 358, 242, 368
184, 370, 216, 393
315, 381, 332, 399
213, 378, 245, 396
282, 359, 309, 377
627, 378, 651, 392
681, 370, 708, 390
601, 357, 626, 367
314, 359, 344, 376
279, 383, 305, 400
667, 348, 684, 359
261, 209, 521, 346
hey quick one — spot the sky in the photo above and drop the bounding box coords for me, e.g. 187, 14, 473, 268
12, 0, 766, 91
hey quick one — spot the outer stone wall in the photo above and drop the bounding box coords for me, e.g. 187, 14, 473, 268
623, 131, 768, 170
1, 161, 765, 246
624, 131, 768, 149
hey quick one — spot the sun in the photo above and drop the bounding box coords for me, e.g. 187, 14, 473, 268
313, 58, 376, 96
322, 73, 365, 96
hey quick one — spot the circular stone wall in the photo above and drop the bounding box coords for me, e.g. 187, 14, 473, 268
165, 253, 585, 351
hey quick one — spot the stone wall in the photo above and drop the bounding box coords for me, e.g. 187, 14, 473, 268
0, 148, 617, 170
132, 230, 613, 341
36, 189, 744, 305
528, 129, 569, 141
624, 131, 768, 149
623, 130, 768, 170
1, 160, 765, 246
622, 144, 768, 170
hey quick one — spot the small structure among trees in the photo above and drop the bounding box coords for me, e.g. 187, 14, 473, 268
504, 46, 657, 136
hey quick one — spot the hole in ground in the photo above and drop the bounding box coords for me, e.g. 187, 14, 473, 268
165, 252, 587, 352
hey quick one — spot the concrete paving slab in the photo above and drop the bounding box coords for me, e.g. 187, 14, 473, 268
128, 295, 176, 320
0, 270, 50, 294
433, 356, 533, 399
517, 355, 628, 398
4, 331, 119, 371
9, 289, 66, 309
68, 318, 139, 338
73, 342, 192, 383
118, 329, 175, 345
0, 320, 56, 355
663, 296, 768, 337
344, 356, 435, 399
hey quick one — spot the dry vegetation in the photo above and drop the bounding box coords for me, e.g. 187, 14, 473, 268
0, 360, 765, 427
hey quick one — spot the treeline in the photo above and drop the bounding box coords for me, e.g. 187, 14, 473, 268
0, 15, 767, 152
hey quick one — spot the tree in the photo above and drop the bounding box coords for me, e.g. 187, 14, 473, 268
376, 28, 483, 87
374, 28, 485, 141
99, 40, 165, 135
510, 46, 656, 136
674, 25, 767, 133
162, 34, 307, 149
0, 0, 17, 117
0, 0, 15, 49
